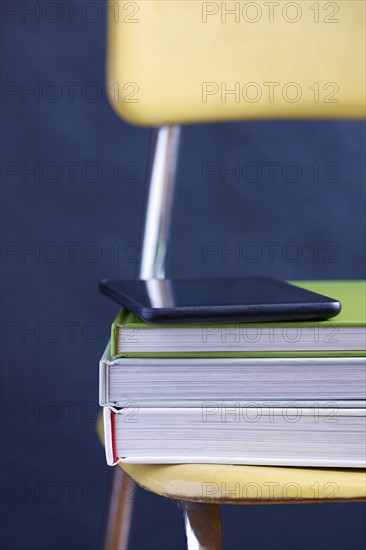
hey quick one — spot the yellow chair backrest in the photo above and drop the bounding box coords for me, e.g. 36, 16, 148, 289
107, 0, 365, 125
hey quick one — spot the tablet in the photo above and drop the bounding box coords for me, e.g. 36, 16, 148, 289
99, 277, 341, 324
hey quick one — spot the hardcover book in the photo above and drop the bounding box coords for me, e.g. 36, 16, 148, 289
111, 281, 366, 358
99, 344, 366, 407
103, 406, 366, 468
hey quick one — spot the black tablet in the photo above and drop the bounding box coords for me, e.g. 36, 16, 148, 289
99, 277, 341, 324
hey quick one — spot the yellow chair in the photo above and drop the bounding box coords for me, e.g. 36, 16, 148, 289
101, 2, 366, 548
106, 0, 366, 279
107, 0, 365, 126
97, 416, 366, 550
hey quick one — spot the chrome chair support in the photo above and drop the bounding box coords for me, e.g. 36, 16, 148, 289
181, 501, 223, 550
139, 125, 181, 280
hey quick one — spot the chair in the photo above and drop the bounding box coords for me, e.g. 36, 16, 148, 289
101, 1, 366, 547
106, 0, 365, 279
97, 415, 366, 550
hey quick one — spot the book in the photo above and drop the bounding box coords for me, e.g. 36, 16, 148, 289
111, 281, 366, 357
103, 406, 366, 468
99, 343, 366, 406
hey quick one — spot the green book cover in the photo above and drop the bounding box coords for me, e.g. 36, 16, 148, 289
111, 281, 366, 358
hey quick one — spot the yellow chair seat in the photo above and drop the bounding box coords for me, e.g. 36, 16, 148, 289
97, 414, 366, 504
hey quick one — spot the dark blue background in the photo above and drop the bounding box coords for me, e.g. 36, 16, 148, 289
1, 1, 365, 549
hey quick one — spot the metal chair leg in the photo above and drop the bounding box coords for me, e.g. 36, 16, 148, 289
180, 501, 223, 550
103, 466, 135, 550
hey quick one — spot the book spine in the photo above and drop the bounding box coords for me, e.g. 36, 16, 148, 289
99, 360, 107, 406
103, 407, 119, 466
111, 322, 118, 357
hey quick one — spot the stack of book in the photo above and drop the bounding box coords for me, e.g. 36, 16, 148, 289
99, 281, 366, 468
